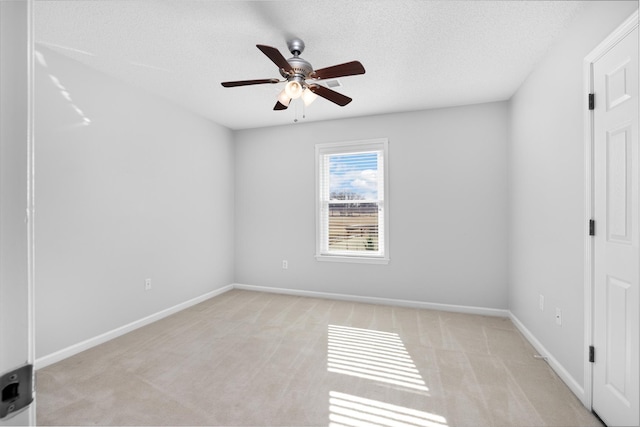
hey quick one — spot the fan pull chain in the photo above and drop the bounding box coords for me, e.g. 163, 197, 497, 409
292, 100, 307, 123
291, 99, 308, 123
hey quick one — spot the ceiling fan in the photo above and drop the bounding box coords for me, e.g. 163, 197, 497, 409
221, 38, 365, 110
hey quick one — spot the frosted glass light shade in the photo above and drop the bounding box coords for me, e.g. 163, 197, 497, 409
302, 88, 318, 106
278, 90, 291, 106
284, 80, 303, 99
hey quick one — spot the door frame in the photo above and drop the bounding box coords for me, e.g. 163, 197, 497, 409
583, 9, 639, 411
27, 0, 36, 382
0, 0, 35, 424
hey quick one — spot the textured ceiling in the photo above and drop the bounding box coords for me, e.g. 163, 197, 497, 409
34, 0, 592, 130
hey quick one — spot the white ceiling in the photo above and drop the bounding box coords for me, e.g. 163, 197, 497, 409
34, 0, 592, 130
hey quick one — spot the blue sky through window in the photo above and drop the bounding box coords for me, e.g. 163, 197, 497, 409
329, 152, 378, 200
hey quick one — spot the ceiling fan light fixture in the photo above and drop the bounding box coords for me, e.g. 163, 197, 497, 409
221, 40, 365, 111
277, 89, 291, 106
284, 80, 303, 99
302, 88, 318, 106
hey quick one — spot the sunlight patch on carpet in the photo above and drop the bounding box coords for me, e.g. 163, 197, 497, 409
328, 391, 448, 427
327, 325, 429, 392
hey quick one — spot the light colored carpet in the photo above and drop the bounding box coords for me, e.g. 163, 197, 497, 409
36, 289, 603, 426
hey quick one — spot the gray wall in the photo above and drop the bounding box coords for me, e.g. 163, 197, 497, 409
34, 48, 235, 358
508, 1, 638, 387
235, 102, 509, 308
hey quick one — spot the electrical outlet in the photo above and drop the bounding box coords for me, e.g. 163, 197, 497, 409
282, 260, 288, 269
555, 308, 562, 326
539, 294, 544, 311
145, 278, 152, 291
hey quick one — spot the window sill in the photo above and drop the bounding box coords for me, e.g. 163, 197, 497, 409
315, 255, 390, 265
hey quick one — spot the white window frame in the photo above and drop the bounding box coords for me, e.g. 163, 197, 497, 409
315, 138, 389, 264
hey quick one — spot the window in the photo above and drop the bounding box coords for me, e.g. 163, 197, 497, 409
316, 138, 389, 264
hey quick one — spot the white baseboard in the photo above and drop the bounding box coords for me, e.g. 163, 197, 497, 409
232, 283, 510, 317
37, 281, 583, 413
509, 312, 587, 406
35, 284, 234, 370
235, 284, 588, 407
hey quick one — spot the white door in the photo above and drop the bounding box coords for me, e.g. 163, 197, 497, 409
0, 1, 34, 425
592, 21, 639, 427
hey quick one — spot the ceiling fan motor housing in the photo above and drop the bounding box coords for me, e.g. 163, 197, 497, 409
280, 56, 313, 82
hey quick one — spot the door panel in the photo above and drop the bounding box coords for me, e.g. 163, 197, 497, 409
605, 276, 630, 401
606, 125, 631, 243
593, 24, 639, 427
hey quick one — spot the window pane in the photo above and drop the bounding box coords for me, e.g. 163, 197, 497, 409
327, 152, 380, 254
329, 152, 378, 201
328, 202, 379, 252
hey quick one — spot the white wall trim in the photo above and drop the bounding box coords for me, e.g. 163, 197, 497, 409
237, 283, 592, 405
35, 285, 234, 370
582, 42, 595, 413
232, 283, 510, 317
35, 279, 591, 411
510, 312, 586, 405
27, 0, 36, 424
582, 9, 639, 411
36, 283, 509, 370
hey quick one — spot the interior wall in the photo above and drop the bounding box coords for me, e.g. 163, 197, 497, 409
234, 102, 508, 309
508, 1, 638, 389
34, 48, 235, 358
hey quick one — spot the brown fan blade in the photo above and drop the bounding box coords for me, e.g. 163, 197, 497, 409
308, 84, 352, 106
257, 44, 294, 74
311, 61, 365, 80
273, 101, 289, 110
221, 78, 279, 88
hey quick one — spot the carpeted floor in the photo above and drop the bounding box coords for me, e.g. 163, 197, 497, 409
36, 289, 603, 426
